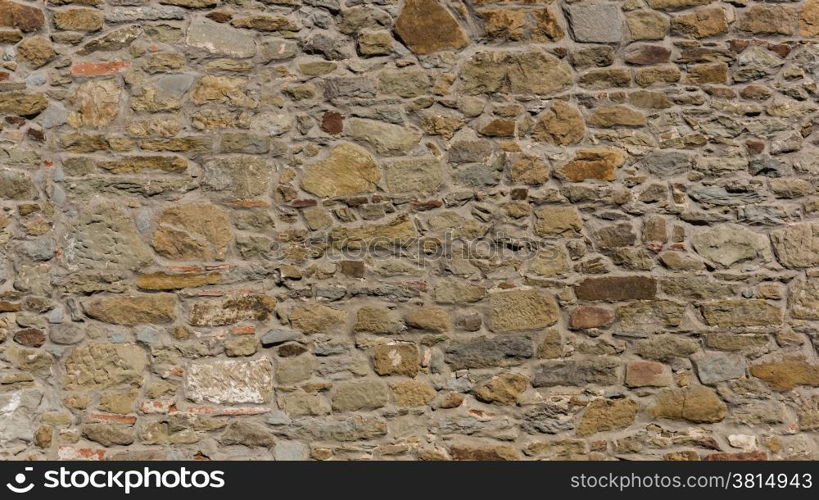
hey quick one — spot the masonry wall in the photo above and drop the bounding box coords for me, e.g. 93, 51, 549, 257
1, 0, 819, 461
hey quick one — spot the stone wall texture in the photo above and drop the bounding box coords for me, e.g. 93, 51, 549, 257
1, 0, 819, 461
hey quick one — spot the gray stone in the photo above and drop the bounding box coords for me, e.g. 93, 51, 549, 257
688, 185, 764, 206
565, 3, 624, 43
184, 358, 274, 404
693, 352, 746, 385
261, 328, 303, 347
639, 151, 691, 176
532, 358, 620, 387
771, 222, 819, 268
0, 390, 42, 443
445, 336, 533, 370
105, 6, 186, 23
274, 440, 309, 460
691, 224, 769, 267
186, 16, 256, 58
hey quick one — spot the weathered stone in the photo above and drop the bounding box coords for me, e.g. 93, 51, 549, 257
771, 222, 819, 268
186, 16, 256, 58
346, 118, 421, 156
0, 170, 35, 199
67, 202, 153, 272
332, 378, 389, 412
384, 157, 444, 194
450, 442, 520, 461
54, 8, 104, 31
151, 203, 233, 261
534, 205, 584, 238
532, 358, 620, 387
68, 80, 121, 129
83, 295, 176, 326
185, 358, 273, 403
474, 373, 529, 405
330, 215, 418, 250
0, 91, 48, 116
738, 4, 798, 35
556, 147, 626, 182
394, 0, 468, 54
403, 306, 449, 332
290, 304, 347, 334
445, 336, 533, 370
489, 289, 559, 332
691, 224, 768, 267
302, 143, 380, 197
372, 343, 419, 376
693, 352, 745, 385
577, 398, 637, 436
189, 295, 276, 327
625, 360, 672, 387
136, 272, 220, 291
671, 6, 728, 38
531, 101, 585, 145
802, 0, 819, 36
354, 306, 403, 334
16, 35, 54, 68
569, 306, 614, 329
390, 380, 436, 407
460, 50, 573, 96
565, 2, 623, 43
63, 343, 147, 389
588, 106, 646, 127
626, 9, 669, 40
203, 156, 270, 199
750, 357, 819, 391
636, 335, 698, 361
575, 276, 657, 301
699, 300, 782, 328
0, 1, 45, 32
651, 386, 727, 423
219, 420, 275, 447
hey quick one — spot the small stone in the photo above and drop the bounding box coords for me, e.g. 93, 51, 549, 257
450, 443, 520, 461
565, 2, 623, 43
301, 143, 380, 198
13, 328, 45, 347
403, 306, 449, 332
651, 386, 727, 423
83, 294, 176, 326
489, 289, 559, 332
261, 329, 302, 346
203, 156, 270, 199
577, 398, 637, 436
358, 30, 393, 56
136, 272, 220, 291
219, 421, 274, 447
332, 378, 389, 412
82, 423, 134, 447
474, 373, 528, 405
394, 0, 468, 55
354, 306, 403, 334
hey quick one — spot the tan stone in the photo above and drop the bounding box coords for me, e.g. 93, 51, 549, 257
390, 380, 436, 407
651, 386, 726, 423
403, 306, 450, 332
290, 304, 347, 333
577, 398, 638, 436
556, 147, 626, 182
189, 295, 276, 326
83, 294, 176, 325
587, 106, 646, 128
474, 373, 529, 405
301, 143, 380, 198
136, 272, 221, 291
16, 35, 54, 67
151, 203, 233, 261
489, 289, 559, 332
531, 101, 585, 145
534, 205, 584, 238
372, 343, 419, 376
354, 306, 403, 334
750, 357, 819, 391
64, 343, 148, 389
68, 80, 121, 128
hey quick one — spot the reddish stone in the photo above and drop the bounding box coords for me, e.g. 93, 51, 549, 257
745, 139, 765, 155
624, 44, 672, 65
70, 60, 130, 76
568, 306, 615, 329
0, 71, 9, 81
625, 360, 671, 387
321, 111, 343, 134
702, 451, 767, 461
411, 199, 443, 211
0, 1, 45, 33
575, 276, 657, 301
13, 328, 45, 347
740, 84, 773, 100
289, 198, 318, 208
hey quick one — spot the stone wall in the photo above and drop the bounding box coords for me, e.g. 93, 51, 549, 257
1, 0, 819, 461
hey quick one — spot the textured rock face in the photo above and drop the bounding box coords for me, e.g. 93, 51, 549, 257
3, 0, 819, 463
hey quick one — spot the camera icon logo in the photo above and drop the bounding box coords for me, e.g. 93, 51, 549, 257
6, 467, 34, 494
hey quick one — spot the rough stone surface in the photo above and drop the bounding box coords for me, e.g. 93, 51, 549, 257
2, 0, 817, 463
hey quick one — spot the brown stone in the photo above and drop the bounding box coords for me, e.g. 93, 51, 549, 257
54, 8, 104, 32
577, 398, 638, 436
320, 111, 343, 134
625, 360, 672, 387
534, 205, 584, 238
556, 147, 626, 182
188, 295, 276, 327
699, 299, 782, 328
450, 443, 520, 461
13, 328, 46, 347
802, 0, 819, 36
569, 306, 615, 329
151, 203, 233, 261
489, 289, 559, 332
83, 295, 176, 326
0, 1, 45, 32
301, 143, 380, 198
372, 343, 419, 376
575, 276, 657, 301
16, 35, 54, 68
750, 357, 819, 391
739, 4, 798, 35
531, 101, 585, 145
474, 372, 529, 405
395, 0, 468, 55
671, 7, 728, 38
587, 106, 646, 127
651, 386, 727, 423
624, 44, 671, 65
